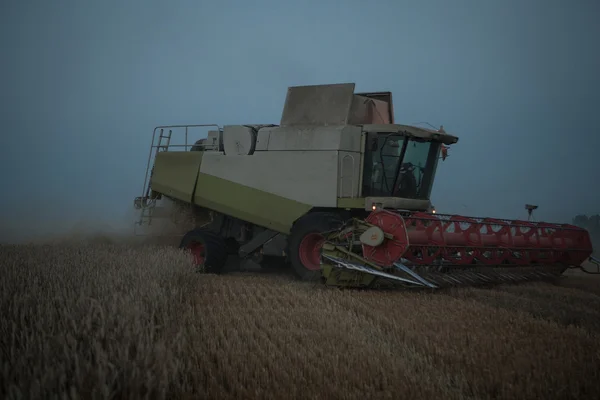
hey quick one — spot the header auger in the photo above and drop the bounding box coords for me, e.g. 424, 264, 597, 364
133, 83, 597, 289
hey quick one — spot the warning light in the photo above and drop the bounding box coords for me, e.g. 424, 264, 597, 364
371, 203, 383, 211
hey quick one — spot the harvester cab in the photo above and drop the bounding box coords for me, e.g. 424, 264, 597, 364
133, 83, 597, 289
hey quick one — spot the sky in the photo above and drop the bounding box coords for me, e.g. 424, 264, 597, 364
1, 0, 599, 242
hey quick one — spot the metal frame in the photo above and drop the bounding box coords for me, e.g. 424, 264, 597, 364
322, 254, 435, 288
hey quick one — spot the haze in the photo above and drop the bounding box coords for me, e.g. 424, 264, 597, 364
1, 0, 599, 243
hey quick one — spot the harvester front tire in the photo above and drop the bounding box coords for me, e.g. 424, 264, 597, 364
288, 212, 345, 281
179, 229, 228, 274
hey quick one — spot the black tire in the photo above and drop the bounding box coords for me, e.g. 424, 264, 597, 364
288, 212, 345, 281
179, 229, 228, 274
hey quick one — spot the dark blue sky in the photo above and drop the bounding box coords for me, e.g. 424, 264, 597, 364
1, 0, 599, 241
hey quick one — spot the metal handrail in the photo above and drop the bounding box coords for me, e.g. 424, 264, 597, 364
140, 124, 221, 202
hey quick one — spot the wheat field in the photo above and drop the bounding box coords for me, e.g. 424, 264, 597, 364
1, 241, 600, 400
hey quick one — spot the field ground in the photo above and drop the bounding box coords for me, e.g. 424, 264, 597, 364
1, 242, 600, 399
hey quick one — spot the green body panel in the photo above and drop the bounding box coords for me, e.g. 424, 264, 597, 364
194, 173, 312, 234
337, 198, 365, 209
150, 152, 204, 203
320, 236, 384, 288
151, 152, 313, 234
321, 264, 377, 287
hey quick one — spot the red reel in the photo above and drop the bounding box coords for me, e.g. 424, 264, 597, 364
362, 210, 410, 267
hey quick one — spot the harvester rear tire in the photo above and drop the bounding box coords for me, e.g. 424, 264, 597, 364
179, 229, 228, 274
288, 212, 345, 281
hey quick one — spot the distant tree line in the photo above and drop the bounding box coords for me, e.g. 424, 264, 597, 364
572, 214, 600, 235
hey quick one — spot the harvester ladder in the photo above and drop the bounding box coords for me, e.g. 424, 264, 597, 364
136, 128, 173, 229
143, 129, 172, 198
134, 124, 222, 235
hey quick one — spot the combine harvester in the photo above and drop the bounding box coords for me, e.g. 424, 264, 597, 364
134, 83, 599, 289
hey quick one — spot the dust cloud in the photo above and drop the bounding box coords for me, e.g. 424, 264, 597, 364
0, 197, 194, 247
